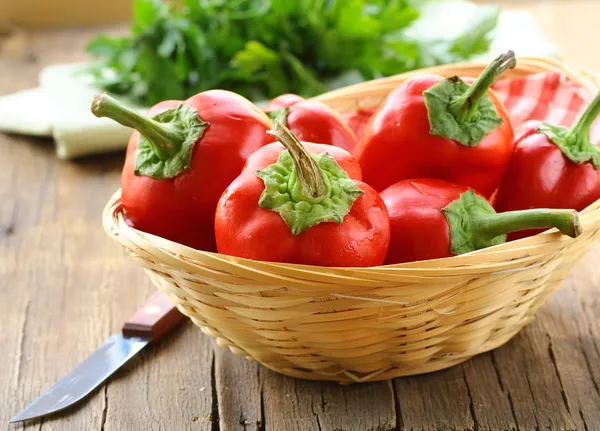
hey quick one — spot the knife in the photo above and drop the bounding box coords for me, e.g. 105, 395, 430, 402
10, 291, 186, 423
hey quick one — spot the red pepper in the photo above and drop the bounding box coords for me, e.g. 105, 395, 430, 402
341, 106, 378, 142
215, 122, 390, 267
381, 178, 581, 264
242, 141, 363, 180
91, 91, 272, 251
355, 51, 516, 196
265, 94, 357, 152
494, 92, 600, 239
265, 93, 305, 111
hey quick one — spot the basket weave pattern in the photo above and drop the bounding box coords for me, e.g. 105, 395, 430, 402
104, 58, 600, 383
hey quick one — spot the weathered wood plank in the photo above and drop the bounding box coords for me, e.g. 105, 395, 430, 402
0, 144, 119, 431
262, 368, 396, 431
487, 345, 540, 431
542, 305, 600, 431
491, 311, 578, 430
0, 39, 112, 430
462, 354, 518, 431
394, 363, 474, 431
262, 370, 321, 431
0, 132, 53, 428
0, 54, 44, 427
540, 255, 600, 431
103, 324, 216, 431
319, 380, 396, 431
216, 349, 262, 431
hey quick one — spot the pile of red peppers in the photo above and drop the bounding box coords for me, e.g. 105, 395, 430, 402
93, 50, 599, 267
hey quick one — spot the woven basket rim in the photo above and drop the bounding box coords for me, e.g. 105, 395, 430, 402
103, 189, 600, 274
103, 56, 600, 275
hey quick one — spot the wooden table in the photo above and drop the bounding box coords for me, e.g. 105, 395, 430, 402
2, 15, 600, 431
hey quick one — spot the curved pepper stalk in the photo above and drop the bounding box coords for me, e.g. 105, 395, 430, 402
537, 90, 600, 168
257, 122, 363, 235
424, 50, 516, 147
443, 190, 582, 255
91, 94, 208, 179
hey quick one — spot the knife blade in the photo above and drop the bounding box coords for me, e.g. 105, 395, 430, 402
10, 290, 186, 423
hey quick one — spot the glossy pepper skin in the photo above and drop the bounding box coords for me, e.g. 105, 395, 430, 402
341, 106, 378, 142
92, 91, 272, 251
381, 179, 581, 264
215, 122, 390, 267
242, 141, 363, 180
265, 94, 357, 152
495, 91, 600, 240
355, 51, 516, 196
265, 93, 304, 111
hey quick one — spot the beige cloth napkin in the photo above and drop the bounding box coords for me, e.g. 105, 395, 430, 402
0, 63, 145, 158
0, 5, 556, 159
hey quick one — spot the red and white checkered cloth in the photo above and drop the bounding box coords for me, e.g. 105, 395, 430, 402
492, 71, 599, 138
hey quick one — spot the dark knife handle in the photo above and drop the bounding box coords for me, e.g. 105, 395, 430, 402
122, 291, 186, 342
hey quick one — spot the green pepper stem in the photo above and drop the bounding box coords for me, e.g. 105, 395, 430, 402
448, 50, 516, 122
266, 107, 290, 126
569, 90, 600, 147
267, 121, 329, 201
91, 94, 185, 160
473, 208, 581, 239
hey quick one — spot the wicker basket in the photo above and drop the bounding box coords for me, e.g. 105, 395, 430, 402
103, 58, 600, 384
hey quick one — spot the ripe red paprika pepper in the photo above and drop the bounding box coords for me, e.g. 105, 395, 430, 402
265, 93, 304, 111
341, 106, 378, 142
381, 179, 581, 264
495, 91, 600, 240
91, 91, 272, 251
215, 122, 390, 267
265, 94, 357, 152
355, 51, 516, 196
242, 140, 363, 180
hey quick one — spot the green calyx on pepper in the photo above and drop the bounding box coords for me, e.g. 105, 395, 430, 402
91, 94, 208, 179
537, 90, 600, 169
257, 121, 363, 235
266, 107, 290, 126
424, 50, 516, 147
443, 190, 581, 255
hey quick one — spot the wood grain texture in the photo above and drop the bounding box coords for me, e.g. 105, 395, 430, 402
102, 324, 216, 431
215, 349, 262, 431
262, 369, 396, 431
462, 355, 517, 431
394, 363, 474, 431
319, 380, 396, 431
0, 29, 113, 431
3, 24, 600, 431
